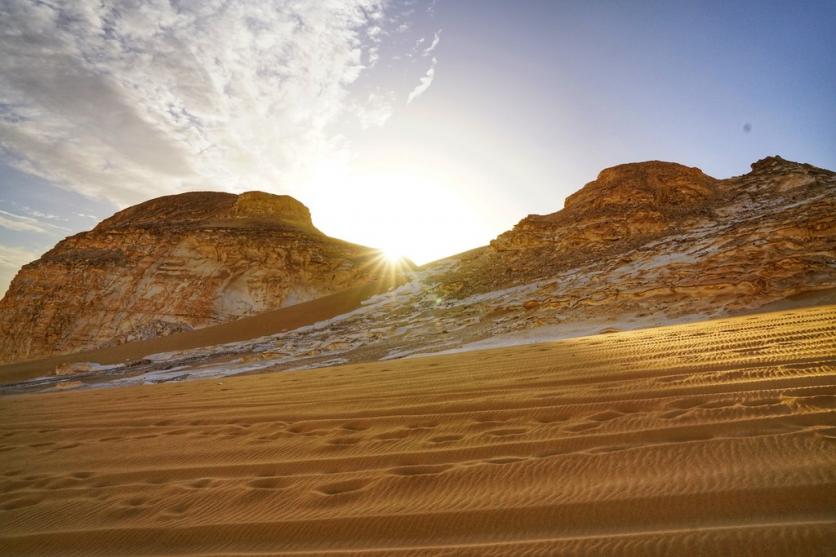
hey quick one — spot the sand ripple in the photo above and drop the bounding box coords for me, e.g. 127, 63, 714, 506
1, 306, 835, 555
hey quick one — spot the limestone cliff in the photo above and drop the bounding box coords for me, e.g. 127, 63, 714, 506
439, 156, 835, 316
0, 191, 397, 363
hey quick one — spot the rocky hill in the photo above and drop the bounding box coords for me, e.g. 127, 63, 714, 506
0, 191, 399, 364
439, 157, 834, 298
1, 156, 834, 388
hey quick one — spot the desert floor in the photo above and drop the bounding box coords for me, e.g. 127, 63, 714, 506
1, 306, 835, 556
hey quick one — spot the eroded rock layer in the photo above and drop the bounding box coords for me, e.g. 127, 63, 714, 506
441, 157, 835, 311
0, 191, 394, 363
1, 156, 833, 373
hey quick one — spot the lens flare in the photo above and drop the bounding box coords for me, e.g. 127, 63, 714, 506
382, 248, 405, 263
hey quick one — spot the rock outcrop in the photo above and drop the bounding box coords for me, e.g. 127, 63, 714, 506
0, 191, 400, 363
2, 157, 834, 380
441, 157, 835, 307
492, 161, 719, 252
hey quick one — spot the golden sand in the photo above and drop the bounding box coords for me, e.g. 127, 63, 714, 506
1, 306, 835, 555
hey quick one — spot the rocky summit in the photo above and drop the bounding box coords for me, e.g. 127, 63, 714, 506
0, 191, 397, 364
439, 156, 835, 303
492, 161, 720, 254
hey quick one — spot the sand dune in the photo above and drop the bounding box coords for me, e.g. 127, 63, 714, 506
1, 306, 835, 555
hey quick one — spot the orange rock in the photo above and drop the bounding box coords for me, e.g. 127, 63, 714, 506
439, 156, 836, 318
0, 191, 403, 364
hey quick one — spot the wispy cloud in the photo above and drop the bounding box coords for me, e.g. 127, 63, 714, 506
0, 1, 410, 208
0, 209, 70, 234
424, 29, 442, 56
27, 209, 65, 221
0, 213, 47, 233
0, 244, 41, 296
355, 90, 396, 129
0, 244, 38, 270
407, 57, 437, 104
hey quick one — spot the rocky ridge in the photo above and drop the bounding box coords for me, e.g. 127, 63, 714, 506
1, 156, 834, 387
0, 191, 399, 364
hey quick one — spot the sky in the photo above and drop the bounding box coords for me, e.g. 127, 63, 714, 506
1, 0, 834, 296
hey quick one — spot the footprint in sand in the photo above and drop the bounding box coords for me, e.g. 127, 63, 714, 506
340, 422, 370, 432
315, 478, 369, 495
165, 501, 192, 515
588, 410, 623, 422
406, 422, 438, 431
535, 416, 566, 424
428, 434, 464, 444
28, 442, 54, 448
564, 422, 600, 433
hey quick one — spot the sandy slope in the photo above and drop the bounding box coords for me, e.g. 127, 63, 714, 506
1, 306, 835, 556
0, 281, 395, 385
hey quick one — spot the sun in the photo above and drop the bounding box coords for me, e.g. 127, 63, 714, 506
381, 247, 405, 264
363, 246, 413, 291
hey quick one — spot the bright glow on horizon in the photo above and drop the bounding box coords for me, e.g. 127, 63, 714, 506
381, 247, 406, 264
305, 160, 504, 266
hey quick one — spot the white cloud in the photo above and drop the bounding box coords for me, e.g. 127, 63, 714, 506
0, 209, 70, 233
0, 211, 47, 233
424, 29, 442, 55
0, 244, 38, 270
0, 0, 401, 208
0, 244, 42, 297
355, 90, 396, 129
407, 57, 437, 104
28, 210, 64, 221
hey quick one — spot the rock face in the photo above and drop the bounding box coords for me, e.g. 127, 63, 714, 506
0, 191, 397, 364
484, 161, 722, 281
442, 157, 835, 307
3, 156, 834, 392
492, 161, 719, 254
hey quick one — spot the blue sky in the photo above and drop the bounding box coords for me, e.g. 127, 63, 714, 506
1, 0, 834, 294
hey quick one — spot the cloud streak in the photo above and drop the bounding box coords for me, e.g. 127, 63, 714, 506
0, 209, 70, 234
424, 30, 442, 55
407, 57, 437, 104
0, 213, 47, 234
0, 244, 41, 295
0, 0, 406, 208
